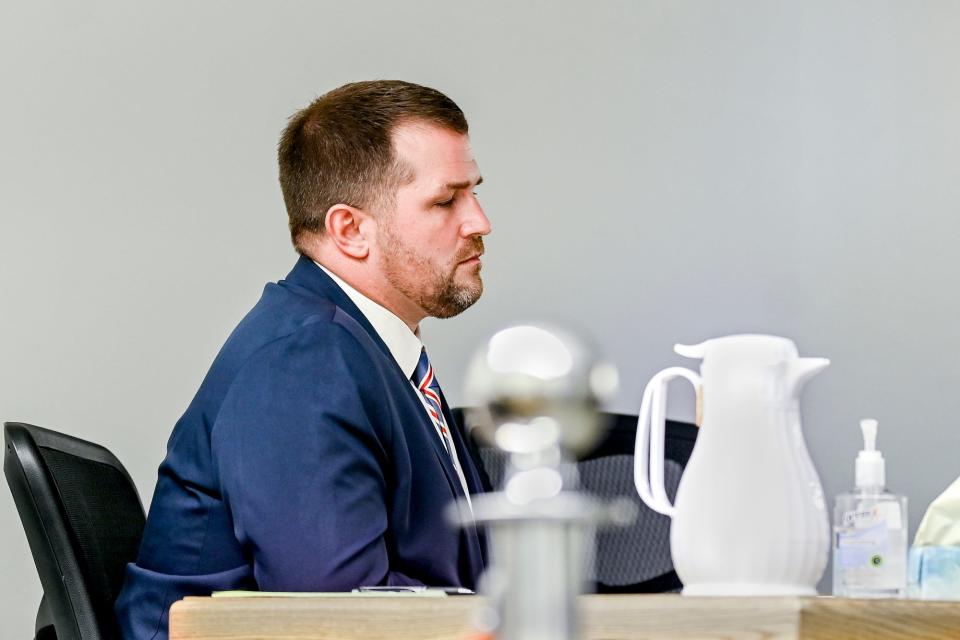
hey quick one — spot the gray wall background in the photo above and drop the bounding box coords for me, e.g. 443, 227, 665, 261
3, 0, 959, 636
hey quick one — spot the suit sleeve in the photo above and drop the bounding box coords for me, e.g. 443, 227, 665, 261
211, 325, 421, 590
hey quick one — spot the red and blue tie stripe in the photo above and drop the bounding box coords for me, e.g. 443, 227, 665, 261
413, 348, 450, 441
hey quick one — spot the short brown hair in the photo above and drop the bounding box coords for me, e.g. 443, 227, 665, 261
278, 80, 469, 253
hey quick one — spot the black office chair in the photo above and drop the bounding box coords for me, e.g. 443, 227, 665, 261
4, 422, 146, 640
453, 409, 697, 593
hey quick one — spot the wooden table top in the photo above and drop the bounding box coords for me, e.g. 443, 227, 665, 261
169, 592, 960, 640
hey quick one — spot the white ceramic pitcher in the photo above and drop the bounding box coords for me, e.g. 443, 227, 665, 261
634, 334, 830, 595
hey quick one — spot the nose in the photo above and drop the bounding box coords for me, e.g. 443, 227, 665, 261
461, 196, 492, 237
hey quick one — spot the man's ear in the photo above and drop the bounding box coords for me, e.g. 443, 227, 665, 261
324, 204, 370, 259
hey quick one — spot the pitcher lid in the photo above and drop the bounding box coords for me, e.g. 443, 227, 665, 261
675, 334, 799, 363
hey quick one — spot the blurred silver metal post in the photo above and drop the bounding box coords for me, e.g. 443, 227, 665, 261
450, 324, 630, 640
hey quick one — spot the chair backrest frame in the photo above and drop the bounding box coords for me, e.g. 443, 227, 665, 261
4, 422, 144, 640
453, 408, 698, 592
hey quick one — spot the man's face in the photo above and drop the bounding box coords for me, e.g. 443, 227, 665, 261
373, 121, 491, 320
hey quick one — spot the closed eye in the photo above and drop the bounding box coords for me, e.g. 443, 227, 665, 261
435, 197, 455, 208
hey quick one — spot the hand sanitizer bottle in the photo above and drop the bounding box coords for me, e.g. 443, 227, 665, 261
833, 419, 908, 598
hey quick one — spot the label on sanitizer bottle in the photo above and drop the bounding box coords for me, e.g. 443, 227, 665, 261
833, 497, 907, 596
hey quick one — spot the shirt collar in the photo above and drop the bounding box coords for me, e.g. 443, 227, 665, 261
314, 261, 423, 379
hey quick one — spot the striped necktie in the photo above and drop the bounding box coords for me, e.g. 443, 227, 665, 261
412, 347, 453, 448
412, 348, 473, 506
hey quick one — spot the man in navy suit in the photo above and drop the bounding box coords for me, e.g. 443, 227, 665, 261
115, 80, 492, 640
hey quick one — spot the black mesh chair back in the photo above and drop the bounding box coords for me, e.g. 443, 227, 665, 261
453, 409, 697, 593
4, 422, 146, 640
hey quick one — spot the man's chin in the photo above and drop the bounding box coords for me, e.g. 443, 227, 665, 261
429, 280, 483, 319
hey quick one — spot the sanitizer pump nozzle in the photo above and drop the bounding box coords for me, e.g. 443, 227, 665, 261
855, 419, 885, 491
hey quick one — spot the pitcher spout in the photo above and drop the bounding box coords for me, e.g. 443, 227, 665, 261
787, 357, 830, 395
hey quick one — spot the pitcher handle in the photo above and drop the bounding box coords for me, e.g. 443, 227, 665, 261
634, 367, 701, 517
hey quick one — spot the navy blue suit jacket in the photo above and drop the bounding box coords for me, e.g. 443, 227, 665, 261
115, 257, 488, 640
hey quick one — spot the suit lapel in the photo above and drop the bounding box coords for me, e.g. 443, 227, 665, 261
438, 391, 485, 495
284, 256, 487, 573
287, 258, 467, 496
411, 384, 468, 500
437, 388, 489, 571
408, 378, 488, 576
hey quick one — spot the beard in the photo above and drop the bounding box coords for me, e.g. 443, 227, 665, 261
377, 221, 485, 319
